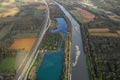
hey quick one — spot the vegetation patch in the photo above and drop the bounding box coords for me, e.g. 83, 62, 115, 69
0, 57, 15, 73
34, 9, 43, 15
0, 4, 4, 7
40, 33, 62, 52
0, 23, 13, 40
50, 19, 57, 28
70, 10, 85, 23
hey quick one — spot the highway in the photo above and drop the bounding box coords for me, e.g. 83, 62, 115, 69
17, 0, 50, 80
54, 1, 89, 80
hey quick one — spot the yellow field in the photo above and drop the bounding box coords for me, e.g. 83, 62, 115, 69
88, 28, 110, 32
0, 8, 19, 17
11, 38, 36, 51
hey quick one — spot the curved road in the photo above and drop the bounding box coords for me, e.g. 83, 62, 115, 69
54, 1, 89, 80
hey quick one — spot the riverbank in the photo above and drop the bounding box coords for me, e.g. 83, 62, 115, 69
27, 50, 44, 80
62, 32, 71, 80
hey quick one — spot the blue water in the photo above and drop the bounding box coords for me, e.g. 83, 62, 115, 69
51, 18, 67, 41
36, 18, 67, 80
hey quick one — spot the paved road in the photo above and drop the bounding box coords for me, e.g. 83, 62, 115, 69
54, 1, 89, 80
17, 0, 50, 80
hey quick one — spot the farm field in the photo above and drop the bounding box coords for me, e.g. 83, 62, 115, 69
0, 23, 13, 40
70, 9, 95, 23
0, 1, 47, 80
10, 38, 36, 51
88, 28, 110, 32
75, 7, 95, 23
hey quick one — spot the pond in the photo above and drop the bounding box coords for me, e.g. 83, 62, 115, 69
36, 18, 67, 80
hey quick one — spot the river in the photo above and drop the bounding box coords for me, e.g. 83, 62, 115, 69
54, 1, 89, 80
36, 18, 67, 80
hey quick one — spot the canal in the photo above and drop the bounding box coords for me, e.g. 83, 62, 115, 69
36, 18, 67, 80
54, 1, 89, 80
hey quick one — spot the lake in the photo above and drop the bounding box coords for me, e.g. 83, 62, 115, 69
36, 18, 67, 80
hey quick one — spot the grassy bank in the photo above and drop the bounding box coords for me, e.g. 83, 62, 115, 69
62, 32, 71, 80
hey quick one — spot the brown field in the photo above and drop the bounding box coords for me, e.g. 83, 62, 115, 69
75, 7, 95, 23
116, 30, 120, 34
10, 38, 36, 51
90, 32, 119, 37
36, 6, 46, 10
88, 28, 110, 33
108, 15, 120, 21
0, 8, 19, 17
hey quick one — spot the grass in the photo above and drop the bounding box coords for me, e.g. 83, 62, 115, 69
34, 9, 43, 15
0, 57, 16, 73
88, 7, 101, 14
70, 10, 89, 23
0, 4, 4, 7
77, 15, 85, 23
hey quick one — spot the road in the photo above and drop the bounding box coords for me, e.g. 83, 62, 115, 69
54, 1, 89, 80
17, 0, 50, 80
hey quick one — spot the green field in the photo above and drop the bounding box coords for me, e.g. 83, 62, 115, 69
34, 9, 43, 15
0, 57, 16, 73
0, 4, 4, 7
